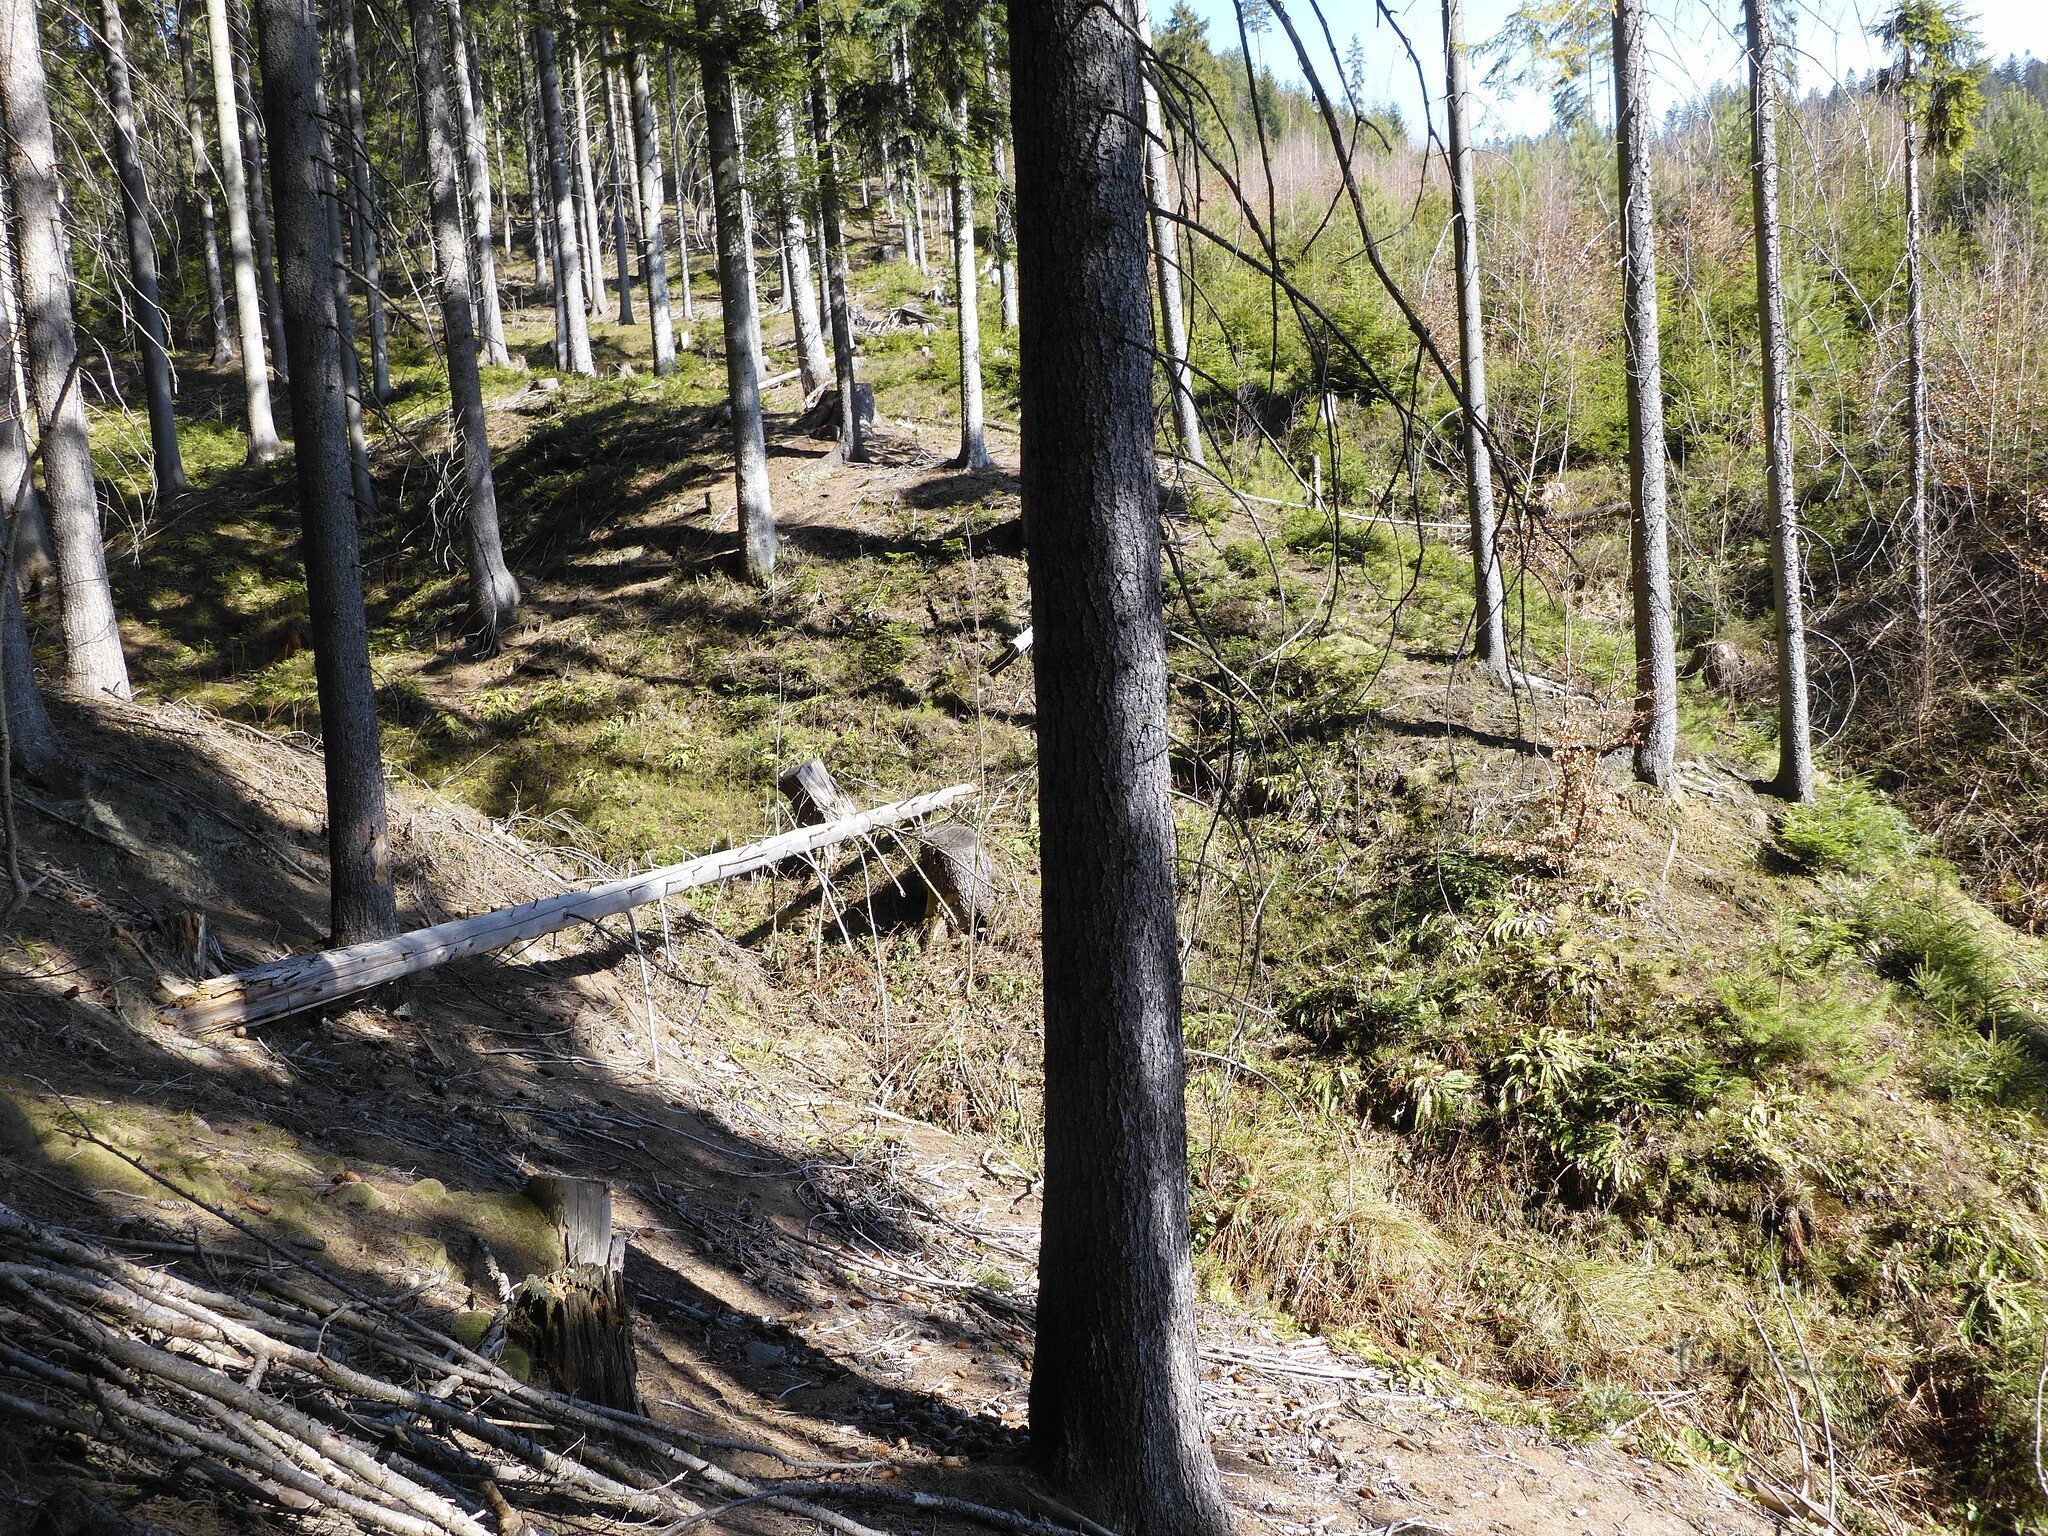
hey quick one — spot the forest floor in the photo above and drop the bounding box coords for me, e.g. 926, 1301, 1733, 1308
10, 242, 2048, 1534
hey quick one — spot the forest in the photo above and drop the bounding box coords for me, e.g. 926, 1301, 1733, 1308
3, 0, 2048, 1532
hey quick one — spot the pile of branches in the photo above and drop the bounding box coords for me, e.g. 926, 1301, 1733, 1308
0, 1203, 1079, 1536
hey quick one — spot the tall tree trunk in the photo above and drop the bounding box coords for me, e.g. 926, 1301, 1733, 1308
411, 0, 521, 646
535, 15, 594, 373
1613, 0, 1678, 790
229, 0, 290, 382
986, 50, 1017, 331
1009, 2, 1233, 1531
1903, 67, 1933, 719
99, 0, 189, 495
1139, 3, 1201, 468
665, 53, 695, 326
948, 83, 988, 471
336, 0, 390, 404
760, 5, 827, 395
250, 0, 398, 947
204, 0, 282, 458
0, 0, 134, 700
600, 58, 635, 325
1745, 0, 1812, 801
1442, 0, 1506, 674
312, 40, 375, 521
178, 0, 235, 368
806, 6, 864, 463
0, 169, 53, 592
628, 48, 676, 374
570, 41, 606, 320
448, 0, 512, 366
697, 0, 775, 583
612, 57, 645, 272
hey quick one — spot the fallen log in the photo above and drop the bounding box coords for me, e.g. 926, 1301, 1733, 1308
165, 783, 977, 1033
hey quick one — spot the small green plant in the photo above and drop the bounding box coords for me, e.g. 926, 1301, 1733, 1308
1778, 778, 1921, 874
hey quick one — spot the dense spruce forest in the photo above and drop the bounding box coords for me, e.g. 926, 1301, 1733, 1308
4, 0, 2048, 1533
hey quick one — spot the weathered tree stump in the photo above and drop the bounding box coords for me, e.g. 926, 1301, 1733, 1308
509, 1176, 639, 1411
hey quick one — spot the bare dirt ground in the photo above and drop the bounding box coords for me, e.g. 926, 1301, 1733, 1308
1, 414, 1776, 1536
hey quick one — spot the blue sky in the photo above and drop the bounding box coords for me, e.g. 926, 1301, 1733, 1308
1178, 0, 2048, 141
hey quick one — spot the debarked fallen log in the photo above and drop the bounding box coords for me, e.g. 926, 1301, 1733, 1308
166, 783, 978, 1034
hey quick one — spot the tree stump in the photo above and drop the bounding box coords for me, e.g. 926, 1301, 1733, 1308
509, 1176, 639, 1411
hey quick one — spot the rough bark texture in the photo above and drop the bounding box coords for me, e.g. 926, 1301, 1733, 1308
336, 0, 389, 403
204, 0, 282, 458
1140, 4, 1201, 468
628, 49, 676, 374
310, 49, 375, 521
1, 571, 68, 785
948, 84, 988, 472
535, 17, 594, 374
806, 12, 865, 463
1903, 63, 1933, 718
1745, 0, 1813, 802
410, 0, 521, 647
1442, 0, 1506, 672
178, 1, 235, 368
1008, 2, 1234, 1531
1, 0, 134, 700
1613, 0, 1678, 790
0, 171, 54, 594
697, 0, 775, 583
98, 0, 188, 494
250, 0, 399, 947
448, 0, 511, 367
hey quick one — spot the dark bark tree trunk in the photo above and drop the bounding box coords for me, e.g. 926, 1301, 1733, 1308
311, 41, 375, 520
335, 0, 390, 403
410, 0, 521, 647
448, 0, 512, 366
1442, 0, 1506, 674
947, 81, 988, 471
178, 0, 236, 369
628, 48, 676, 374
1009, 2, 1233, 1531
249, 0, 399, 947
534, 14, 594, 373
1744, 0, 1813, 801
806, 7, 864, 463
1613, 0, 1678, 790
204, 0, 282, 458
99, 0, 189, 495
1, 0, 134, 700
229, 0, 290, 383
697, 0, 775, 582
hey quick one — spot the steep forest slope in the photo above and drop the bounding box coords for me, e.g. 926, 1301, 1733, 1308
8, 239, 2048, 1536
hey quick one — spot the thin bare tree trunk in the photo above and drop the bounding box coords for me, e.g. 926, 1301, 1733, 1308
535, 14, 593, 373
570, 40, 606, 321
204, 0, 282, 458
1745, 0, 1812, 801
986, 48, 1017, 331
759, 3, 827, 395
1, 0, 133, 699
336, 0, 390, 404
448, 0, 512, 366
1010, 1, 1232, 1527
178, 0, 234, 368
229, 0, 290, 382
1140, 3, 1200, 469
411, 0, 522, 647
665, 53, 695, 326
250, 0, 398, 947
1614, 0, 1678, 789
600, 58, 634, 326
99, 0, 188, 495
0, 170, 52, 592
628, 48, 676, 374
1442, 0, 1505, 673
948, 81, 988, 471
806, 5, 863, 463
698, 0, 774, 582
1903, 68, 1933, 718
